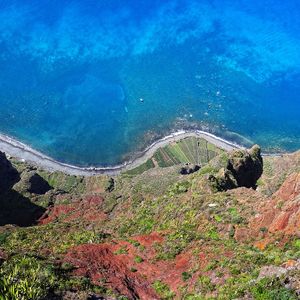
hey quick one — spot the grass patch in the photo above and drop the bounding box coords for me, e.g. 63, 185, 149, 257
134, 256, 144, 263
124, 159, 155, 176
152, 280, 175, 300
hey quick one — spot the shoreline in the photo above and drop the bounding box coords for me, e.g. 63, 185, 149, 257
0, 130, 244, 176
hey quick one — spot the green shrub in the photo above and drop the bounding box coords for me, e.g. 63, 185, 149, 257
0, 256, 55, 300
182, 271, 192, 281
293, 239, 300, 250
134, 256, 144, 263
114, 246, 128, 255
152, 280, 175, 300
250, 277, 297, 300
0, 233, 9, 246
167, 181, 191, 197
214, 215, 223, 223
198, 275, 215, 293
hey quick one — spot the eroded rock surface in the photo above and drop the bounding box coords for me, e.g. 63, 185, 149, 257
14, 171, 52, 194
209, 145, 263, 191
64, 244, 159, 300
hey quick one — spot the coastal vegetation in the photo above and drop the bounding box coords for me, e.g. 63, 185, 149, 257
124, 136, 223, 176
0, 141, 299, 299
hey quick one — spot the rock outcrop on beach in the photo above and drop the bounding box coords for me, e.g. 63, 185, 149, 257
0, 147, 299, 299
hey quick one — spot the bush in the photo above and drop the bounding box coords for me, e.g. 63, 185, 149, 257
168, 181, 191, 196
0, 233, 9, 246
152, 280, 175, 300
134, 256, 144, 263
182, 271, 192, 281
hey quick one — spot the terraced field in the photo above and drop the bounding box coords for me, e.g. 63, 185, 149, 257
125, 137, 223, 175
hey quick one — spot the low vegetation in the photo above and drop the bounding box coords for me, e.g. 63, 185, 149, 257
0, 145, 299, 299
124, 137, 223, 175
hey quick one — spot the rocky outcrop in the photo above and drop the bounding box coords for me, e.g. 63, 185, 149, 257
209, 145, 263, 191
229, 171, 300, 247
274, 172, 300, 202
258, 265, 288, 280
227, 145, 263, 188
13, 171, 52, 195
0, 152, 46, 226
179, 164, 200, 175
0, 151, 51, 196
251, 172, 300, 236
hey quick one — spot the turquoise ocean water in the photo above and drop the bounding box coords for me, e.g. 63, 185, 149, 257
0, 0, 299, 166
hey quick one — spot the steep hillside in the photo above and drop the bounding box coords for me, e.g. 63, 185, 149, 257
0, 146, 299, 299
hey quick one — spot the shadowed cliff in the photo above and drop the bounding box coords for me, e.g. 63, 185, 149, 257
0, 151, 46, 226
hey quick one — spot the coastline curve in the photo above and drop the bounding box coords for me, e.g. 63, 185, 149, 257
0, 130, 244, 176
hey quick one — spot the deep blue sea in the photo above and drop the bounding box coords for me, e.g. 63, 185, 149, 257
0, 0, 299, 166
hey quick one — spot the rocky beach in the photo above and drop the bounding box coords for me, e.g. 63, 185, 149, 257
0, 130, 242, 176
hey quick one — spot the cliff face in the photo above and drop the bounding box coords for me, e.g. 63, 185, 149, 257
0, 152, 20, 193
0, 148, 299, 299
250, 172, 300, 237
208, 145, 263, 191
0, 152, 46, 226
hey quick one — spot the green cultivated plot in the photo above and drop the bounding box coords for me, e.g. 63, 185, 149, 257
125, 137, 223, 175
124, 159, 155, 176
